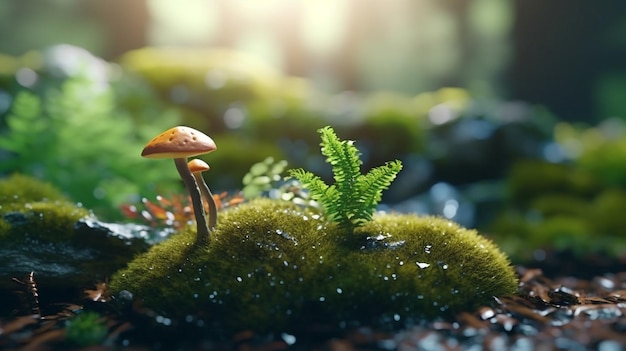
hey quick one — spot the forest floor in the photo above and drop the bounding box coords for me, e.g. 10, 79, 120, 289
1, 251, 625, 351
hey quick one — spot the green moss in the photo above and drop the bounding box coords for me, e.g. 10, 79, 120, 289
0, 174, 89, 242
491, 159, 626, 259
4, 201, 90, 242
0, 218, 10, 238
529, 194, 589, 218
590, 189, 626, 235
507, 161, 601, 205
577, 137, 626, 187
111, 198, 517, 332
0, 174, 68, 209
531, 216, 591, 252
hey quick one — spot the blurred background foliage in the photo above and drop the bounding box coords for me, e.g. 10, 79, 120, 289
1, 0, 626, 261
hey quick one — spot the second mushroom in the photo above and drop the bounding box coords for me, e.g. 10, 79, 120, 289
188, 159, 218, 231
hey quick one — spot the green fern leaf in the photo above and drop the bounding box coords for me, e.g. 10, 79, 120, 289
318, 126, 363, 224
289, 168, 338, 206
289, 126, 403, 233
354, 160, 403, 223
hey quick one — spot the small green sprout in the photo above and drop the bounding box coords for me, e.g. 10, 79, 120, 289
289, 126, 403, 232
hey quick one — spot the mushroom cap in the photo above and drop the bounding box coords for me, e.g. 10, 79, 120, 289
188, 158, 210, 173
142, 126, 216, 159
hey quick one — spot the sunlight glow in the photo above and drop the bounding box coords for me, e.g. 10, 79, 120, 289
148, 0, 218, 45
300, 1, 349, 56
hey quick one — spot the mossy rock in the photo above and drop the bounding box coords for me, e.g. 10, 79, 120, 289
0, 174, 150, 290
507, 160, 601, 205
110, 198, 517, 332
529, 194, 589, 218
0, 173, 68, 210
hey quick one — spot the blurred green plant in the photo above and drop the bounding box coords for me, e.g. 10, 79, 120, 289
289, 126, 402, 232
0, 73, 183, 219
241, 157, 288, 200
65, 311, 107, 347
491, 159, 626, 260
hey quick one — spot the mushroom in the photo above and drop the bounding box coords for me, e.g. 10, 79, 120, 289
141, 126, 216, 247
188, 159, 218, 231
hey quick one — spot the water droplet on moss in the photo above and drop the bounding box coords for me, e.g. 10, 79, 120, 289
118, 290, 133, 301
319, 296, 326, 302
336, 288, 343, 294
236, 276, 242, 282
387, 240, 405, 249
416, 262, 430, 269
424, 245, 432, 253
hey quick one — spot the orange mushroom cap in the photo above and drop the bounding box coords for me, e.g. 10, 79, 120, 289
141, 126, 216, 159
188, 159, 210, 173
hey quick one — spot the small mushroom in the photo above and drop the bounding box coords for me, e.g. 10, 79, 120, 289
188, 159, 218, 231
141, 126, 216, 247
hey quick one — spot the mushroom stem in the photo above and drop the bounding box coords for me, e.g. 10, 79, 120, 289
174, 157, 210, 247
192, 172, 218, 230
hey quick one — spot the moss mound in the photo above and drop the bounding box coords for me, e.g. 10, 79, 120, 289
0, 174, 89, 241
110, 198, 517, 332
0, 173, 69, 209
491, 160, 626, 259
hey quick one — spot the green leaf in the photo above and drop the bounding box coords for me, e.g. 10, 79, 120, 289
288, 126, 403, 233
355, 160, 403, 222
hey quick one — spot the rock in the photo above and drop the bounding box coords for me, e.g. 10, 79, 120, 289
0, 174, 160, 291
0, 213, 156, 291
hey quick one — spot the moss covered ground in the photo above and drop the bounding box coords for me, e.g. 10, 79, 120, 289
110, 198, 517, 333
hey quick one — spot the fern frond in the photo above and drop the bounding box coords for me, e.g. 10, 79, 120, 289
318, 126, 362, 223
288, 168, 335, 204
288, 126, 403, 233
354, 160, 403, 224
